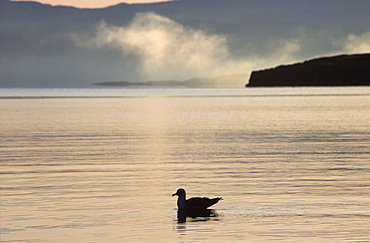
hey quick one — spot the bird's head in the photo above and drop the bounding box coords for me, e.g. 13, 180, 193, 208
172, 188, 186, 197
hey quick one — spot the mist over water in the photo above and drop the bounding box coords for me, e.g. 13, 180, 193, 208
1, 87, 370, 242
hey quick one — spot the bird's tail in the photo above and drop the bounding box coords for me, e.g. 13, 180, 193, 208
209, 197, 222, 207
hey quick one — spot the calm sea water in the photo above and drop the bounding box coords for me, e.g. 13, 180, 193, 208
1, 87, 370, 242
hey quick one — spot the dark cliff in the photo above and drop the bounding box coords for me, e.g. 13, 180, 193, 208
246, 54, 370, 87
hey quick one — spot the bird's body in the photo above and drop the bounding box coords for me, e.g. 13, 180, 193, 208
172, 188, 222, 210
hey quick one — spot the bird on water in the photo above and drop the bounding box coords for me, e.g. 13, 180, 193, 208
172, 188, 222, 210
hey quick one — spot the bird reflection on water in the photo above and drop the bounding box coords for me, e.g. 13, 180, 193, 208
177, 208, 219, 223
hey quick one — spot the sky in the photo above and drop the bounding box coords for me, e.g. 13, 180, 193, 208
2, 0, 369, 88
11, 0, 171, 8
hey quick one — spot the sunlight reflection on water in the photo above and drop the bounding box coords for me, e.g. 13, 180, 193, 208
1, 87, 370, 242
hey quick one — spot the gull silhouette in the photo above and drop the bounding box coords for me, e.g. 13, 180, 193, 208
172, 188, 222, 210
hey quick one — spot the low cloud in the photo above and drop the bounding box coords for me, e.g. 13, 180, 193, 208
72, 12, 301, 81
341, 32, 370, 54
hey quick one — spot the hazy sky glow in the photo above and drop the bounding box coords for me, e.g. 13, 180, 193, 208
10, 0, 171, 8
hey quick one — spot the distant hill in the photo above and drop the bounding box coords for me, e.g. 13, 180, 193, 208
95, 74, 248, 88
246, 54, 370, 87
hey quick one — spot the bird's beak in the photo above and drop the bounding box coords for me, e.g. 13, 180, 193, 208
172, 193, 177, 196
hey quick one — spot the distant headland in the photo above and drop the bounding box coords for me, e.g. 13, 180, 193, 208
246, 54, 370, 87
94, 74, 248, 88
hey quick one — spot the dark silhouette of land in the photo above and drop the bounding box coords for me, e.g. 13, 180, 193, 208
246, 54, 370, 87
